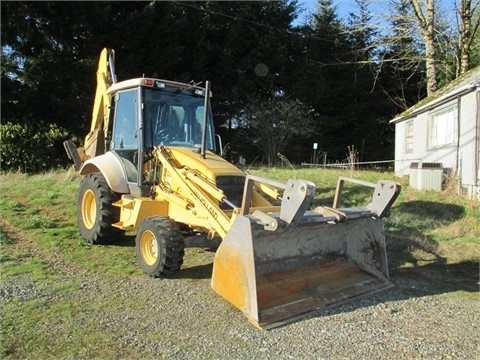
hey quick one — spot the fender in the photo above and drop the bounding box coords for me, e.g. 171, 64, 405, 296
79, 151, 130, 194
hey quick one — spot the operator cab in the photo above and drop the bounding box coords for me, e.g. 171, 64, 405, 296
144, 86, 214, 149
108, 78, 216, 195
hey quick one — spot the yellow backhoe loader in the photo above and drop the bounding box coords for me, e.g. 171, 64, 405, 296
64, 48, 401, 329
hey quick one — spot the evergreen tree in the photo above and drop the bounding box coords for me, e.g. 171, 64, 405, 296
345, 0, 393, 161
293, 0, 354, 160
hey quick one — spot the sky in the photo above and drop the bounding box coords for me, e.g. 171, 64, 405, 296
296, 0, 360, 21
294, 0, 387, 24
293, 0, 459, 26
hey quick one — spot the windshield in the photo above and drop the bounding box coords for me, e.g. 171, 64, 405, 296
143, 87, 215, 151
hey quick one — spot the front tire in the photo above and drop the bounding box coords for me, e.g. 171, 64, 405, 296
135, 216, 185, 277
77, 173, 124, 244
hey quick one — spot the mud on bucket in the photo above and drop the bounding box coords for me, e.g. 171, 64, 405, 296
211, 212, 393, 330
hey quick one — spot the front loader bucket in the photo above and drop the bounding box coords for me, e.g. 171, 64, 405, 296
212, 176, 399, 329
211, 213, 392, 329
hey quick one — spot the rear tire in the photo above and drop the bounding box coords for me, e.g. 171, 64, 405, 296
135, 216, 185, 277
77, 173, 124, 244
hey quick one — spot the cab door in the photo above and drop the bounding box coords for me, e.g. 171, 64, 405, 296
111, 89, 140, 186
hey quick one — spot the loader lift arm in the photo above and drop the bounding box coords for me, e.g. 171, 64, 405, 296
117, 143, 318, 244
154, 145, 236, 239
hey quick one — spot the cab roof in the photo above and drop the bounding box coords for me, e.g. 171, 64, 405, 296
107, 78, 207, 95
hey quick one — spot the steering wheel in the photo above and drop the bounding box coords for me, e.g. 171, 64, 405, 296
155, 129, 169, 144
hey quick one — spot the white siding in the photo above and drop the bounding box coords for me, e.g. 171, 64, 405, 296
394, 92, 479, 197
394, 100, 459, 177
458, 91, 479, 186
392, 68, 479, 197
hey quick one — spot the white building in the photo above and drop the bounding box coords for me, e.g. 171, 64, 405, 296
390, 67, 480, 199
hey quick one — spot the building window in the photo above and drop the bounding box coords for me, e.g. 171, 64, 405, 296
405, 121, 414, 153
428, 104, 458, 149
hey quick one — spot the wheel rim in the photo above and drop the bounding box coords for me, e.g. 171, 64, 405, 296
140, 230, 159, 266
82, 189, 97, 229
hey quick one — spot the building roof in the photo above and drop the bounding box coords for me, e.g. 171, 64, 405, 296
390, 66, 480, 124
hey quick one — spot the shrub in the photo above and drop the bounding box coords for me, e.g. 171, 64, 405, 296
1, 121, 70, 173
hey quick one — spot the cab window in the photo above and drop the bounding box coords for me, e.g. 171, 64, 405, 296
112, 90, 137, 149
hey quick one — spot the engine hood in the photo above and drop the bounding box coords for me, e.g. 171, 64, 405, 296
160, 147, 246, 181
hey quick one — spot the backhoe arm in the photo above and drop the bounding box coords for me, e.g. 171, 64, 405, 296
83, 48, 117, 159
64, 48, 117, 170
90, 48, 116, 135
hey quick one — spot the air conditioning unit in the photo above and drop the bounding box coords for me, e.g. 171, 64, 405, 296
409, 162, 443, 191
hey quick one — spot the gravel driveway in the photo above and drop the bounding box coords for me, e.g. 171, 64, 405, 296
1, 225, 479, 359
